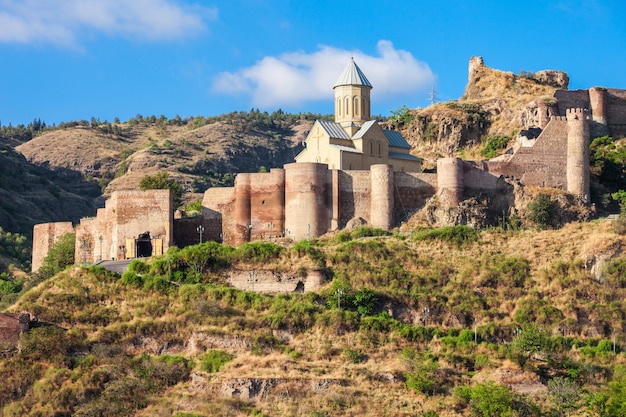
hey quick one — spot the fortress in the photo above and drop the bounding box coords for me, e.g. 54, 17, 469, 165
32, 58, 626, 272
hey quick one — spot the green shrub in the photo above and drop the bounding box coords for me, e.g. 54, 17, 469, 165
527, 194, 557, 229
128, 260, 149, 274
120, 271, 143, 287
37, 233, 75, 278
454, 381, 517, 417
481, 135, 510, 158
233, 242, 283, 263
352, 287, 378, 316
342, 348, 367, 364
413, 225, 478, 247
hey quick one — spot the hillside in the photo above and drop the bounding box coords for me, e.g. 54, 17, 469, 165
15, 113, 313, 198
384, 56, 569, 165
2, 222, 626, 416
0, 143, 100, 238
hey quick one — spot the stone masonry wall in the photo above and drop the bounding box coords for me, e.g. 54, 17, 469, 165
32, 221, 74, 272
606, 89, 626, 137
338, 170, 371, 227
486, 117, 568, 189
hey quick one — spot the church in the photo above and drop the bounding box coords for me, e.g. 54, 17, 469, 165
294, 59, 422, 172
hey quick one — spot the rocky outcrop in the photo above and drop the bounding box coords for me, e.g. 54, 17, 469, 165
190, 375, 349, 401
0, 312, 35, 349
224, 269, 325, 294
534, 70, 569, 89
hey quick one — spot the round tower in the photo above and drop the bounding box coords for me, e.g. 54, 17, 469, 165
370, 164, 394, 230
589, 87, 608, 125
285, 163, 328, 241
566, 108, 590, 201
437, 158, 464, 206
589, 87, 609, 137
233, 173, 252, 245
334, 58, 372, 137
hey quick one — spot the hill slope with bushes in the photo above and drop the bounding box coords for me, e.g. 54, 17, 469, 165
3, 222, 626, 416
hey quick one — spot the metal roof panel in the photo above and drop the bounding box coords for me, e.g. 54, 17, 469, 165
334, 59, 372, 88
317, 120, 351, 139
384, 129, 411, 149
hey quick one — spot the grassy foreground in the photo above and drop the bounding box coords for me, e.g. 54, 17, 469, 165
2, 221, 626, 416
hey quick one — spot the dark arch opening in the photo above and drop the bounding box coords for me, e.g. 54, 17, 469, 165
136, 231, 152, 258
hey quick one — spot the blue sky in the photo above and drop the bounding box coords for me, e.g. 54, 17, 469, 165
0, 0, 625, 127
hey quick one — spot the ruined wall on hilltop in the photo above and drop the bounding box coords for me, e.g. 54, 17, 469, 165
32, 221, 74, 272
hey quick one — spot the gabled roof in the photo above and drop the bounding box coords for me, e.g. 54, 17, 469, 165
317, 120, 351, 139
384, 129, 411, 149
334, 58, 372, 88
352, 120, 378, 139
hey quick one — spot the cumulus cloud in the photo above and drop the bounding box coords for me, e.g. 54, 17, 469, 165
0, 0, 217, 46
212, 40, 435, 108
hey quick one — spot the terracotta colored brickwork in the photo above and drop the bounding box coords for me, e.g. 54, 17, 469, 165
32, 221, 74, 272
74, 190, 173, 263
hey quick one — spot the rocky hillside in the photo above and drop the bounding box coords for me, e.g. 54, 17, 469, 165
0, 112, 316, 237
385, 56, 569, 165
0, 143, 100, 238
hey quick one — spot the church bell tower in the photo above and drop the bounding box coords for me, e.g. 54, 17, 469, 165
334, 58, 372, 136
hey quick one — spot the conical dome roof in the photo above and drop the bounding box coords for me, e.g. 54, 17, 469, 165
334, 58, 372, 88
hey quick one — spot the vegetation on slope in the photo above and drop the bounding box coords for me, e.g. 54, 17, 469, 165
2, 222, 626, 416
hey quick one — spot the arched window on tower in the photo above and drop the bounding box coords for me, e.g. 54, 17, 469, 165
337, 98, 341, 116
345, 97, 350, 116
354, 97, 359, 117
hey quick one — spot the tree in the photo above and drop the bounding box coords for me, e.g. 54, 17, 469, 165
139, 172, 183, 208
467, 382, 515, 417
526, 194, 557, 229
547, 377, 580, 417
511, 324, 550, 367
590, 365, 626, 416
37, 233, 75, 279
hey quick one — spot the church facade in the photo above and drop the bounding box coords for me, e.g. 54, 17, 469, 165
294, 59, 422, 172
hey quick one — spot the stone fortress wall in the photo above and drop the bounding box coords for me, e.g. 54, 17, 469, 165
31, 60, 626, 282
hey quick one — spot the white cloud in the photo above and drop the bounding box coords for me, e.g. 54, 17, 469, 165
212, 40, 435, 108
0, 0, 217, 46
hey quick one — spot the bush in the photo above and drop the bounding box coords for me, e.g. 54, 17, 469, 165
233, 242, 283, 263
481, 136, 510, 158
128, 259, 149, 274
413, 225, 479, 247
120, 271, 143, 287
352, 287, 378, 316
342, 348, 367, 364
140, 171, 183, 208
37, 233, 75, 278
527, 194, 557, 229
199, 350, 233, 373
455, 381, 517, 417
